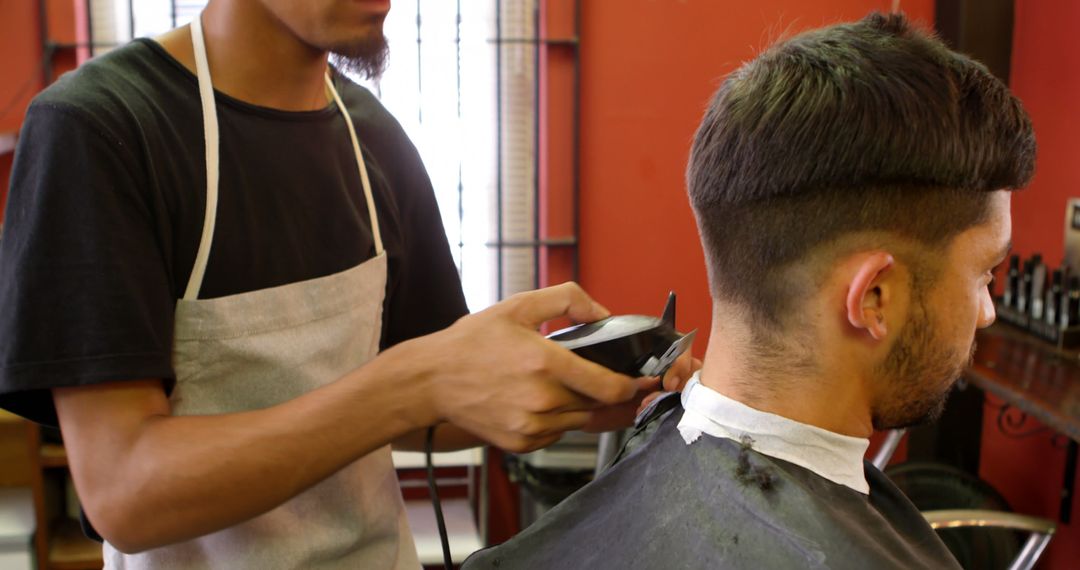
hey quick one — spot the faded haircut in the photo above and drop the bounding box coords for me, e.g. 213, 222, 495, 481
687, 12, 1035, 335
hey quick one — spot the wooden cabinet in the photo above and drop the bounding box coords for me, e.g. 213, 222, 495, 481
0, 410, 102, 570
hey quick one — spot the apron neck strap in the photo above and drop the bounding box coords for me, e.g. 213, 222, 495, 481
325, 73, 384, 258
184, 13, 219, 301
183, 12, 384, 302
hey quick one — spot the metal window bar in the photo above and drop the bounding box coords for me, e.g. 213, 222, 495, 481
128, 0, 135, 41
571, 0, 581, 283
415, 0, 423, 126
456, 0, 465, 279
532, 2, 540, 295
85, 0, 94, 57
495, 0, 504, 300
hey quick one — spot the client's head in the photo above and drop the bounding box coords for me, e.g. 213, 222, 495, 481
687, 12, 1035, 431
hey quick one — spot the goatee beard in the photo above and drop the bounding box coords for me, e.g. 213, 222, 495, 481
330, 35, 390, 80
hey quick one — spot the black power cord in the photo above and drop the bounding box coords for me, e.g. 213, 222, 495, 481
425, 425, 454, 570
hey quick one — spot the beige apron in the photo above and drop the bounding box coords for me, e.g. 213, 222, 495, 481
103, 14, 421, 569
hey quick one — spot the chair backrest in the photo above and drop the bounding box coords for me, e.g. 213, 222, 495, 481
870, 428, 907, 470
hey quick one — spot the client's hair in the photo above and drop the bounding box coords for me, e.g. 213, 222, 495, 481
687, 12, 1035, 339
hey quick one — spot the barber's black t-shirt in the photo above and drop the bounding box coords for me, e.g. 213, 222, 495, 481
0, 39, 468, 426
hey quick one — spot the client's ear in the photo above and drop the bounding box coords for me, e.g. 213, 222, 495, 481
845, 252, 896, 341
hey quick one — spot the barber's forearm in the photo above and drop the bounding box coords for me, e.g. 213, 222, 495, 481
62, 282, 641, 553
68, 363, 434, 554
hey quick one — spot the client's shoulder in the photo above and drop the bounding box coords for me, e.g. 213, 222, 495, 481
463, 401, 842, 569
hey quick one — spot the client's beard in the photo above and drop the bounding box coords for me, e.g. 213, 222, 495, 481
330, 34, 390, 80
870, 299, 973, 431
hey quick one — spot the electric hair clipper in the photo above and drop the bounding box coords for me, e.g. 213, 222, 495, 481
546, 292, 696, 377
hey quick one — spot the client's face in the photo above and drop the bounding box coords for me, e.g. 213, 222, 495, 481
871, 191, 1012, 430
870, 294, 972, 429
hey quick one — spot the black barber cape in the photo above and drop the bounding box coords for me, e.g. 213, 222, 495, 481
464, 395, 961, 570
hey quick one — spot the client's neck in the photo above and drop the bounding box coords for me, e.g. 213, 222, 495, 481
698, 308, 875, 439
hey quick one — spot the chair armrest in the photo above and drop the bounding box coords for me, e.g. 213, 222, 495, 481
922, 510, 1056, 570
922, 509, 1056, 535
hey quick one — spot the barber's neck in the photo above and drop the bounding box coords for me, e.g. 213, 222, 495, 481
698, 307, 876, 439
158, 0, 331, 112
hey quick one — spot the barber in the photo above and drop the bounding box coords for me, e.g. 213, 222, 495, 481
0, 0, 688, 568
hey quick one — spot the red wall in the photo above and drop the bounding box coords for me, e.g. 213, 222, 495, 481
976, 1, 1080, 568
0, 2, 43, 135
0, 0, 43, 216
1, 0, 81, 219
576, 0, 934, 349
1008, 0, 1080, 265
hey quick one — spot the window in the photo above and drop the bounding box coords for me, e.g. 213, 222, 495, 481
358, 0, 539, 311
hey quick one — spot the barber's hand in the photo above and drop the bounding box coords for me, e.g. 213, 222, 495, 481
402, 282, 641, 453
581, 350, 701, 432
580, 376, 660, 433
663, 350, 702, 392
636, 351, 702, 414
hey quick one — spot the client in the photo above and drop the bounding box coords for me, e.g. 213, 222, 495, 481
463, 11, 1034, 570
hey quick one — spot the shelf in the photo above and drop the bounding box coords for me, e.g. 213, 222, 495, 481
40, 443, 69, 468
392, 448, 484, 469
404, 498, 483, 564
969, 324, 1080, 442
49, 517, 102, 570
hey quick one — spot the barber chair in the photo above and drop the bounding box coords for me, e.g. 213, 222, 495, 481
873, 429, 1056, 570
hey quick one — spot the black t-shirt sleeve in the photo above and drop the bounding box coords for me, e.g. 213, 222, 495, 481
0, 102, 176, 426
373, 111, 469, 348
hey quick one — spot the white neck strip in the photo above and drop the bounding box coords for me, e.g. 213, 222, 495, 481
677, 373, 871, 494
